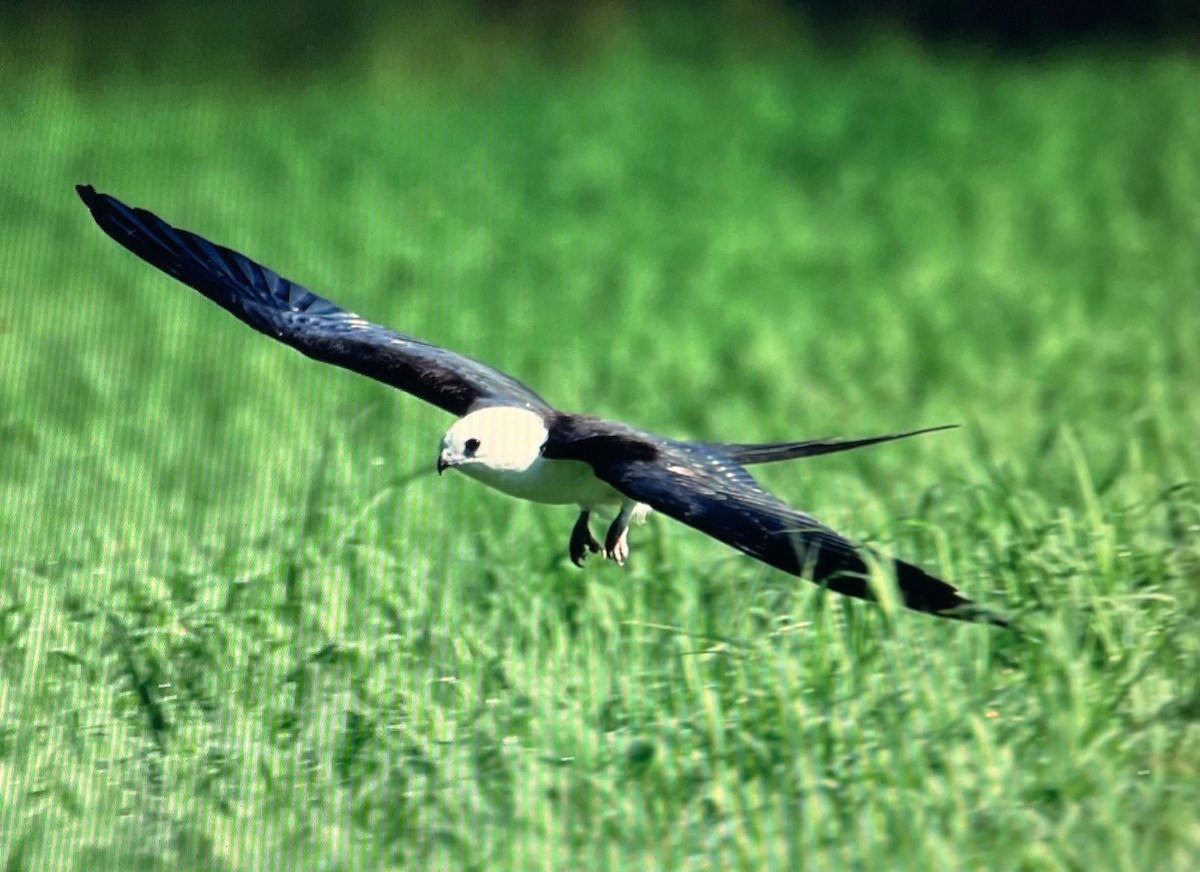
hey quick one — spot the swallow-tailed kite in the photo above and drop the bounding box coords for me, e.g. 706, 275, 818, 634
77, 185, 1008, 626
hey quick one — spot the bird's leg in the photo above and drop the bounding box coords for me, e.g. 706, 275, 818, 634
604, 503, 636, 566
569, 509, 602, 567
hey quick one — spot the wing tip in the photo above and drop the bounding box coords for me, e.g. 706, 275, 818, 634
76, 183, 100, 207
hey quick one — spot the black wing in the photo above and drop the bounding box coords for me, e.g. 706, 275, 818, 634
588, 441, 1006, 626
77, 185, 552, 417
706, 424, 956, 466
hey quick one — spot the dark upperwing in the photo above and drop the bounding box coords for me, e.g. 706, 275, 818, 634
548, 420, 1006, 626
77, 185, 552, 418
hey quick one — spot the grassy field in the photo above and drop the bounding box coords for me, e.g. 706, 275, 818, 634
0, 35, 1197, 871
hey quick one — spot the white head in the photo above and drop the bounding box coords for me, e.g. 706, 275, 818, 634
438, 406, 549, 477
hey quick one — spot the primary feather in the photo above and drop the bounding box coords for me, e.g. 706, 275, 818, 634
75, 184, 550, 416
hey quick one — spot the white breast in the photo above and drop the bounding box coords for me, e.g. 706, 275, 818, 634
458, 455, 623, 507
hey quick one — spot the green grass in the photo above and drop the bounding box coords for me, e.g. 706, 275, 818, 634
1, 39, 1197, 871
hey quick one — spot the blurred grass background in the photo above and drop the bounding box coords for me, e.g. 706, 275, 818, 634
0, 2, 1197, 870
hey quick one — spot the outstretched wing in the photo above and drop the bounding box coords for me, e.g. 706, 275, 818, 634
706, 424, 956, 466
77, 185, 552, 417
589, 441, 1006, 626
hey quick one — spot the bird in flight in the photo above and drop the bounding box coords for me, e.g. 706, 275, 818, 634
77, 185, 1008, 627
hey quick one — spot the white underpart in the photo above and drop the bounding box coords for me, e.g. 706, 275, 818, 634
440, 407, 649, 519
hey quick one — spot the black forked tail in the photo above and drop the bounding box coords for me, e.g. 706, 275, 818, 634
709, 425, 957, 466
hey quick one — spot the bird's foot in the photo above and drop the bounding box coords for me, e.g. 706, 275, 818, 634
569, 511, 602, 567
604, 515, 631, 566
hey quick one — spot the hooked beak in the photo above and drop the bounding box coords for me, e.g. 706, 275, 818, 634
437, 452, 453, 476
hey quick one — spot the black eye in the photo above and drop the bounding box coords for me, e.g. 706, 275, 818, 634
464, 438, 480, 457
